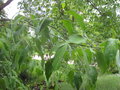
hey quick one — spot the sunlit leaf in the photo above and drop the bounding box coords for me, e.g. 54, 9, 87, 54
62, 20, 73, 35
61, 2, 65, 9
68, 10, 85, 29
68, 34, 86, 44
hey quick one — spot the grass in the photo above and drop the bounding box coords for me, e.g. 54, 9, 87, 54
96, 74, 120, 90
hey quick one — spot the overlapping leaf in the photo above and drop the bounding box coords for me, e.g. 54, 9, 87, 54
73, 72, 82, 90
52, 44, 68, 70
68, 10, 85, 29
45, 44, 68, 81
67, 34, 86, 44
62, 20, 74, 35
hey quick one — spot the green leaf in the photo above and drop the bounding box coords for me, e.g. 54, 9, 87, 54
85, 48, 94, 63
97, 38, 119, 72
58, 82, 74, 90
45, 60, 53, 81
40, 27, 50, 42
61, 2, 65, 9
87, 66, 98, 84
68, 10, 85, 29
52, 44, 68, 70
14, 24, 26, 36
35, 39, 43, 55
73, 47, 89, 67
104, 38, 119, 62
14, 51, 21, 70
51, 42, 67, 52
116, 50, 120, 68
32, 67, 43, 77
68, 34, 86, 44
0, 40, 4, 49
96, 50, 107, 72
67, 70, 74, 87
73, 73, 82, 90
3, 76, 9, 89
14, 15, 25, 21
0, 78, 6, 89
35, 18, 51, 35
62, 20, 73, 35
40, 19, 52, 30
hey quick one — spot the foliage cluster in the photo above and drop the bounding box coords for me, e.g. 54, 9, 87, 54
0, 0, 120, 90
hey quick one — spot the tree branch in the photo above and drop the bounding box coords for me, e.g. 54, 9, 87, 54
86, 0, 102, 15
0, 18, 11, 21
0, 0, 13, 11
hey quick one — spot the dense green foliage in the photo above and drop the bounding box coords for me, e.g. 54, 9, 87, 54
96, 75, 120, 90
0, 0, 120, 90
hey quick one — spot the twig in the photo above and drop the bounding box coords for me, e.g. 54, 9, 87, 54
86, 0, 102, 15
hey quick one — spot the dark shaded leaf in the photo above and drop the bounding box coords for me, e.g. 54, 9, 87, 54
45, 60, 53, 81
0, 78, 6, 89
73, 73, 82, 90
